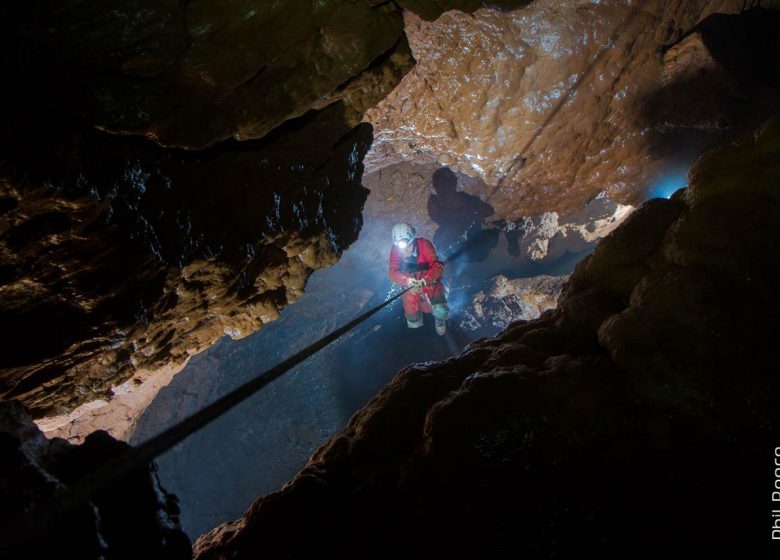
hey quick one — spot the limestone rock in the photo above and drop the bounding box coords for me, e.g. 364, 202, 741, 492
396, 0, 533, 21
363, 162, 634, 268
461, 274, 567, 330
1, 1, 534, 150
0, 0, 437, 424
0, 106, 372, 419
364, 1, 780, 219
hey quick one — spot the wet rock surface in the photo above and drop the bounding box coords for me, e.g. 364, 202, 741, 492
365, 0, 780, 218
1, 1, 408, 149
1, 0, 779, 554
129, 215, 475, 538
193, 119, 780, 558
0, 0, 536, 433
0, 106, 371, 419
131, 190, 573, 539
0, 400, 190, 559
460, 274, 567, 330
0, 1, 533, 150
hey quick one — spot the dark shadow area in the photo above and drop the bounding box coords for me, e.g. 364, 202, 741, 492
640, 7, 780, 172
698, 8, 780, 90
428, 167, 498, 263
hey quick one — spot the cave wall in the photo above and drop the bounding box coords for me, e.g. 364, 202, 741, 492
0, 0, 533, 149
0, 400, 191, 559
363, 161, 633, 268
1, 0, 779, 554
0, 104, 373, 421
6, 0, 777, 430
193, 116, 780, 557
1, 0, 408, 148
365, 0, 780, 219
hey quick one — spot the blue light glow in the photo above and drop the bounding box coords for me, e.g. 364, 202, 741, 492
646, 170, 688, 200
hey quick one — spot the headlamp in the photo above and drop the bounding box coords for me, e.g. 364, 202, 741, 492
397, 240, 408, 249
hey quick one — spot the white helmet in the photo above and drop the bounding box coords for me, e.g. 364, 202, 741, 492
392, 222, 415, 247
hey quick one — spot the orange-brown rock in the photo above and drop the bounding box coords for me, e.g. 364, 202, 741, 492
193, 117, 780, 558
0, 1, 427, 423
364, 0, 780, 219
0, 106, 371, 419
1, 1, 531, 150
461, 274, 567, 330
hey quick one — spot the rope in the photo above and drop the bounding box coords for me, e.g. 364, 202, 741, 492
3, 225, 494, 552
2, 283, 412, 550
4, 221, 500, 550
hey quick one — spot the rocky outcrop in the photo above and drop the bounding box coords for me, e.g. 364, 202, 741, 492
34, 360, 190, 443
502, 193, 634, 262
2, 1, 409, 149
193, 117, 780, 558
0, 106, 372, 420
364, 0, 780, 218
461, 274, 567, 330
0, 400, 190, 559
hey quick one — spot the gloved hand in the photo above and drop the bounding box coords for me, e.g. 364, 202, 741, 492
407, 277, 423, 294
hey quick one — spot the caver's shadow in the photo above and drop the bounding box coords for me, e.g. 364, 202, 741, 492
427, 167, 497, 263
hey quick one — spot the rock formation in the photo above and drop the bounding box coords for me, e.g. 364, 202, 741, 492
4, 0, 777, 431
0, 107, 372, 422
460, 274, 567, 330
193, 117, 780, 558
0, 400, 190, 559
2, 1, 408, 149
0, 1, 411, 426
365, 0, 780, 218
363, 161, 633, 266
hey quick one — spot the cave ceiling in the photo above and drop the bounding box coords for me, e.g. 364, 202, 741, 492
365, 0, 780, 218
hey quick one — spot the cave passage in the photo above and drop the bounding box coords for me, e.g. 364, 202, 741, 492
130, 196, 590, 539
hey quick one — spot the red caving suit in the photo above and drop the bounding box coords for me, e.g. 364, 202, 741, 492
388, 237, 446, 324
